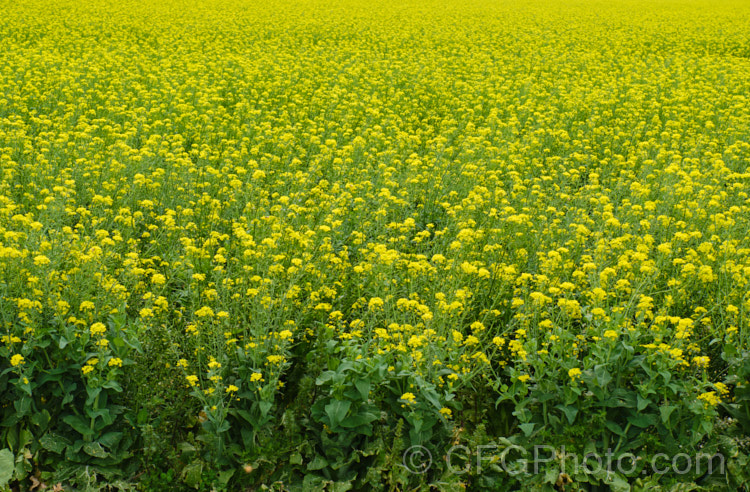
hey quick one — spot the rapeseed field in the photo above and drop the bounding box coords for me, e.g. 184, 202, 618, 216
1, 0, 749, 489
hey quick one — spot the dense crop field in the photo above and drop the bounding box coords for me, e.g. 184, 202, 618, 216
1, 0, 750, 489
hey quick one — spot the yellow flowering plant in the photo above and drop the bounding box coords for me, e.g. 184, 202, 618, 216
0, 0, 749, 488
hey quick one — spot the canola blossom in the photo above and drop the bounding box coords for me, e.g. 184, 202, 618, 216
1, 0, 749, 488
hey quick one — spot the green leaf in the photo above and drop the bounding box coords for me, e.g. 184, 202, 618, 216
181, 461, 203, 489
555, 404, 578, 424
83, 441, 109, 458
86, 407, 113, 425
5, 429, 16, 452
331, 481, 353, 492
627, 414, 655, 428
316, 370, 336, 385
594, 365, 612, 387
307, 455, 328, 471
658, 370, 671, 385
18, 428, 32, 449
325, 400, 351, 428
341, 411, 378, 429
39, 433, 70, 454
519, 423, 535, 437
354, 379, 371, 401
233, 409, 254, 425
31, 409, 51, 429
62, 386, 76, 405
98, 431, 123, 449
218, 469, 235, 487
421, 387, 443, 410
660, 405, 677, 424
543, 467, 559, 485
177, 441, 197, 454
85, 385, 102, 406
62, 414, 94, 438
636, 394, 650, 411
102, 380, 123, 392
606, 472, 631, 492
605, 420, 625, 437
13, 397, 31, 418
0, 449, 13, 486
36, 368, 66, 386
258, 400, 272, 418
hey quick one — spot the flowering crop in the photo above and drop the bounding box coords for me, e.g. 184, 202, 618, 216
1, 0, 749, 489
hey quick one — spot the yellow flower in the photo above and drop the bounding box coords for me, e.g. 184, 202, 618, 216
603, 330, 618, 340
463, 335, 479, 346
195, 306, 215, 318
518, 374, 531, 383
186, 375, 199, 387
108, 357, 123, 367
470, 321, 485, 332
439, 407, 452, 418
226, 384, 239, 393
692, 356, 710, 368
250, 372, 263, 382
697, 391, 720, 407
592, 308, 607, 318
714, 382, 729, 396
368, 297, 384, 310
400, 392, 417, 405
33, 255, 51, 266
10, 354, 24, 367
90, 322, 107, 337
568, 368, 582, 380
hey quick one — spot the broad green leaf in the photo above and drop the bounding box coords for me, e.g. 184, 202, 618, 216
39, 433, 70, 454
636, 394, 650, 411
627, 414, 655, 428
604, 420, 625, 437
555, 404, 578, 424
660, 405, 677, 424
83, 441, 109, 458
325, 400, 351, 428
341, 411, 378, 428
519, 423, 535, 437
62, 415, 94, 438
0, 449, 13, 486
98, 431, 123, 449
307, 455, 328, 471
181, 461, 203, 489
354, 379, 371, 401
594, 365, 612, 387
31, 409, 51, 429
218, 469, 235, 487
